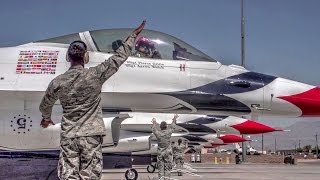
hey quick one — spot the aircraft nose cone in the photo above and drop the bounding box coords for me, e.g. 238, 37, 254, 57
230, 120, 279, 134
278, 87, 320, 117
218, 135, 247, 143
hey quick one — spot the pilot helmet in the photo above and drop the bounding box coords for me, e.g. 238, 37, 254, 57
135, 37, 155, 56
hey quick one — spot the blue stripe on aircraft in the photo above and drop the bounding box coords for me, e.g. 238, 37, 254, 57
167, 93, 252, 112
164, 72, 276, 113
177, 123, 216, 133
189, 72, 276, 95
188, 116, 226, 124
181, 135, 208, 142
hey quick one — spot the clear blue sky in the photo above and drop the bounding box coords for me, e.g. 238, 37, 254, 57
1, 0, 319, 86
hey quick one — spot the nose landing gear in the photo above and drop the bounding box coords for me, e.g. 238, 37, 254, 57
125, 168, 138, 180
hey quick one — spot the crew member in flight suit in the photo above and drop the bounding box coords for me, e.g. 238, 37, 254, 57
152, 114, 178, 179
39, 20, 146, 180
134, 36, 162, 59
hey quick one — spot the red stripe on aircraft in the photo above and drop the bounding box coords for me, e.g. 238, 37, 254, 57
278, 87, 320, 117
231, 120, 280, 134
217, 135, 247, 143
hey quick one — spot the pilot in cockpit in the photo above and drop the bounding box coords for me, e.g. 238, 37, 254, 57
134, 37, 162, 59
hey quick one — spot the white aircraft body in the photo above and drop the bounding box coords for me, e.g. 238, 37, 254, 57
133, 132, 248, 156
170, 133, 247, 146
0, 111, 276, 152
0, 111, 262, 154
0, 114, 151, 153
0, 28, 319, 153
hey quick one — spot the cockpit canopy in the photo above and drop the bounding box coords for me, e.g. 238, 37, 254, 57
37, 29, 216, 62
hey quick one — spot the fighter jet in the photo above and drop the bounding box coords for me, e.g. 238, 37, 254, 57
4, 27, 318, 180
120, 112, 281, 135
171, 133, 248, 147
0, 112, 270, 152
133, 134, 248, 156
0, 28, 318, 152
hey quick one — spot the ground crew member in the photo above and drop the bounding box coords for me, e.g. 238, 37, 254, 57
172, 139, 185, 176
151, 114, 178, 180
39, 20, 146, 180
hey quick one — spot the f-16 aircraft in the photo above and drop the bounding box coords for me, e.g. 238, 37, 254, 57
0, 110, 280, 151
171, 133, 248, 147
120, 113, 281, 134
137, 133, 248, 155
1, 28, 306, 151
0, 28, 319, 125
0, 28, 318, 179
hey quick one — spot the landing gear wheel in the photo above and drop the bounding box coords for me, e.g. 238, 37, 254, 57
147, 164, 156, 173
125, 168, 138, 180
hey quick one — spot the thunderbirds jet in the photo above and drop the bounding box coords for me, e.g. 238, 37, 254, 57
120, 113, 281, 135
2, 27, 317, 180
0, 112, 279, 152
0, 28, 318, 153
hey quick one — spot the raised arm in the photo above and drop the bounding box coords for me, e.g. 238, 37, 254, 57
94, 20, 146, 83
168, 114, 178, 131
151, 117, 161, 137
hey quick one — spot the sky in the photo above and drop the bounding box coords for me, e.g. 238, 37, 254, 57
1, 0, 320, 85
0, 0, 319, 141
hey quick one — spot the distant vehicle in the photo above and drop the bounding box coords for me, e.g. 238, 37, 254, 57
220, 149, 228, 153
235, 143, 257, 155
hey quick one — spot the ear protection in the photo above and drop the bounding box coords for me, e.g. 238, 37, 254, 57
83, 51, 89, 64
66, 40, 89, 64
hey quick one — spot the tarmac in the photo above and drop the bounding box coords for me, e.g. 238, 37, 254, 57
102, 160, 320, 180
0, 158, 320, 180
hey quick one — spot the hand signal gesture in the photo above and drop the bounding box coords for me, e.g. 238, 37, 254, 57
134, 20, 146, 36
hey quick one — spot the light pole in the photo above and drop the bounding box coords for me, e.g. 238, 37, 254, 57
240, 0, 246, 161
274, 137, 277, 153
241, 0, 245, 67
262, 134, 264, 154
316, 134, 318, 156
242, 134, 247, 162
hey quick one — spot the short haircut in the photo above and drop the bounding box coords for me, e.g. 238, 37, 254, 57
68, 41, 87, 62
160, 121, 167, 130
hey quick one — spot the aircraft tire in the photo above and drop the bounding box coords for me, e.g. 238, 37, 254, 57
125, 168, 138, 180
147, 164, 156, 173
